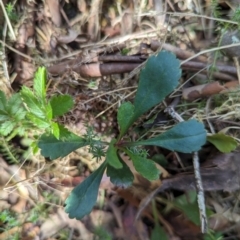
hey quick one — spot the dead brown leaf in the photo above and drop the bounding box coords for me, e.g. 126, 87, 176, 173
159, 152, 240, 193
122, 204, 149, 240
165, 211, 203, 240
44, 0, 62, 27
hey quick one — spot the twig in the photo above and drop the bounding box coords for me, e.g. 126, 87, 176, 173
193, 152, 207, 233
83, 86, 137, 104
0, 40, 33, 61
233, 57, 240, 85
181, 42, 240, 65
0, 0, 16, 41
1, 18, 13, 94
47, 54, 237, 80
138, 11, 238, 26
182, 61, 237, 77
165, 106, 207, 234
95, 89, 136, 118
206, 97, 215, 134
150, 40, 207, 62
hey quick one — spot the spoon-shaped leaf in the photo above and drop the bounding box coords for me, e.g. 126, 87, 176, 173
207, 133, 237, 153
65, 161, 107, 219
130, 120, 206, 153
118, 51, 181, 137
133, 51, 181, 121
107, 156, 134, 188
117, 102, 135, 138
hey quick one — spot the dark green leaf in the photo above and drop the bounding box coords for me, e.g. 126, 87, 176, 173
204, 231, 223, 240
126, 151, 159, 181
151, 223, 168, 240
65, 161, 107, 219
106, 156, 134, 187
151, 201, 168, 240
21, 86, 45, 118
134, 120, 206, 153
106, 139, 122, 168
0, 90, 7, 110
117, 102, 135, 137
33, 67, 46, 100
38, 127, 88, 159
173, 191, 200, 225
207, 133, 237, 153
151, 154, 168, 167
49, 95, 74, 118
133, 51, 181, 122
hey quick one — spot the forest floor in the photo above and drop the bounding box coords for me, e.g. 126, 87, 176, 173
1, 0, 240, 239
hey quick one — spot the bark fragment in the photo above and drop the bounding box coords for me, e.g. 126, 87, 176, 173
182, 81, 239, 100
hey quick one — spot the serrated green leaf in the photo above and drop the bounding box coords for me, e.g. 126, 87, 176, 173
33, 67, 46, 100
0, 120, 15, 136
133, 51, 181, 122
126, 151, 159, 181
133, 119, 206, 153
207, 133, 237, 153
46, 103, 52, 120
106, 139, 122, 168
51, 122, 60, 139
16, 126, 26, 136
0, 109, 9, 121
15, 108, 26, 121
65, 160, 107, 219
0, 92, 27, 122
50, 95, 74, 118
0, 91, 7, 110
38, 127, 88, 159
117, 102, 135, 138
106, 156, 134, 187
6, 93, 24, 115
21, 86, 45, 118
27, 113, 50, 129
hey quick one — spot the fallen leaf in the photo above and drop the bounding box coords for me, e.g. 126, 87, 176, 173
159, 152, 240, 192
122, 204, 149, 240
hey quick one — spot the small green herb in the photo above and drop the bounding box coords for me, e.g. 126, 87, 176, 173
36, 51, 207, 220
121, 48, 130, 55
5, 3, 17, 21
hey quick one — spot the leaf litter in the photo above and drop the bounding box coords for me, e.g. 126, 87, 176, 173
1, 0, 240, 239
157, 152, 240, 193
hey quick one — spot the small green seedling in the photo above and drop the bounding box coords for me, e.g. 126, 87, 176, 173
0, 67, 73, 141
0, 51, 207, 220
37, 51, 207, 219
0, 67, 74, 165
